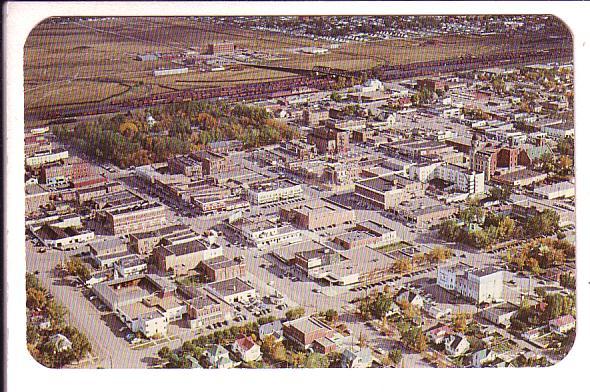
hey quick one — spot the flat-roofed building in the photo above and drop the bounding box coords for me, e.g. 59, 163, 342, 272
283, 316, 334, 350
129, 224, 197, 255
279, 199, 356, 230
115, 255, 148, 278
205, 277, 256, 303
246, 179, 303, 205
294, 247, 340, 273
438, 264, 504, 304
168, 155, 203, 177
227, 217, 303, 249
182, 287, 231, 329
207, 41, 235, 55
479, 302, 519, 327
356, 220, 397, 247
88, 238, 128, 264
492, 169, 547, 187
25, 149, 69, 168
33, 224, 95, 250
533, 181, 575, 200
154, 239, 223, 276
393, 196, 458, 229
40, 157, 96, 187
96, 201, 168, 235
355, 174, 425, 210
200, 256, 246, 282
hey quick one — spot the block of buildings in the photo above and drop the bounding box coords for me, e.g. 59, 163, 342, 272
479, 302, 519, 327
25, 148, 69, 168
95, 201, 168, 236
393, 196, 458, 228
246, 179, 303, 205
492, 169, 547, 187
279, 199, 356, 230
179, 286, 232, 330
533, 181, 575, 200
307, 127, 350, 155
207, 41, 235, 54
92, 274, 180, 338
227, 217, 303, 250
355, 174, 425, 210
129, 224, 197, 255
154, 238, 223, 276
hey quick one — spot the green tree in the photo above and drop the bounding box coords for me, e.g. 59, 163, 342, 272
370, 292, 394, 319
324, 309, 339, 324
26, 287, 47, 310
560, 272, 576, 290
388, 349, 403, 367
285, 307, 305, 320
304, 352, 329, 368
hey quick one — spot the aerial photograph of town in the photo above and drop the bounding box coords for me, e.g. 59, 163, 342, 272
22, 14, 576, 369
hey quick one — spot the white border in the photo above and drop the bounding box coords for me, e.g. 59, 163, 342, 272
4, 2, 588, 392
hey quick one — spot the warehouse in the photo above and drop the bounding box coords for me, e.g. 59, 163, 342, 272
533, 181, 575, 200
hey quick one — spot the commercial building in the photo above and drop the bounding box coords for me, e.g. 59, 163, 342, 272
153, 67, 188, 77
393, 196, 458, 229
293, 247, 341, 273
437, 264, 504, 304
492, 169, 547, 187
114, 256, 148, 279
180, 287, 232, 330
33, 224, 94, 250
25, 149, 69, 168
129, 224, 197, 255
136, 53, 158, 61
39, 157, 96, 187
95, 201, 168, 236
199, 256, 246, 282
279, 199, 356, 230
228, 217, 303, 250
205, 277, 256, 303
92, 274, 180, 338
533, 181, 575, 200
303, 108, 330, 126
168, 155, 204, 177
246, 179, 303, 205
307, 127, 350, 155
207, 41, 235, 55
479, 303, 519, 327
282, 316, 335, 350
355, 174, 424, 210
154, 238, 223, 276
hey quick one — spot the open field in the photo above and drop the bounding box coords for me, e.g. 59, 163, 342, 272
24, 17, 541, 115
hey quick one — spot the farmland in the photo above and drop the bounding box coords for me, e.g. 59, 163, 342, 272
24, 16, 541, 119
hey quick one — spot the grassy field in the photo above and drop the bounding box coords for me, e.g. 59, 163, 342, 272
24, 17, 530, 114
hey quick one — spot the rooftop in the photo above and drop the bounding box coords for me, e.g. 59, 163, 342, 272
206, 277, 254, 298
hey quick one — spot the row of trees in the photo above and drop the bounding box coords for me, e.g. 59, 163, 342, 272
511, 292, 576, 333
26, 273, 92, 368
358, 292, 394, 320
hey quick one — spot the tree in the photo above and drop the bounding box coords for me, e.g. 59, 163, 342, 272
324, 309, 339, 324
285, 307, 305, 320
290, 351, 306, 368
303, 352, 329, 368
496, 216, 516, 241
526, 209, 560, 237
438, 220, 462, 242
388, 349, 403, 367
370, 293, 394, 319
544, 293, 575, 320
158, 346, 173, 362
452, 313, 469, 333
560, 272, 576, 290
428, 247, 453, 263
395, 257, 413, 274
26, 287, 47, 310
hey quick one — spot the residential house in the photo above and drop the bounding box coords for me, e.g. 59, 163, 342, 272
444, 334, 470, 356
48, 333, 73, 353
232, 335, 261, 362
427, 325, 453, 345
258, 320, 284, 341
341, 346, 373, 368
204, 344, 234, 369
549, 315, 576, 334
471, 348, 496, 368
396, 289, 424, 309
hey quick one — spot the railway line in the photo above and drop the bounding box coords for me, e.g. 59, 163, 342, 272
27, 45, 572, 124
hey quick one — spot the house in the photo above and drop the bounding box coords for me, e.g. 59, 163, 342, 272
426, 325, 453, 345
444, 334, 470, 356
341, 346, 373, 368
471, 348, 496, 368
258, 320, 284, 341
204, 344, 234, 369
386, 302, 401, 317
48, 333, 72, 353
186, 355, 203, 369
232, 335, 261, 362
396, 289, 424, 308
549, 315, 576, 334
